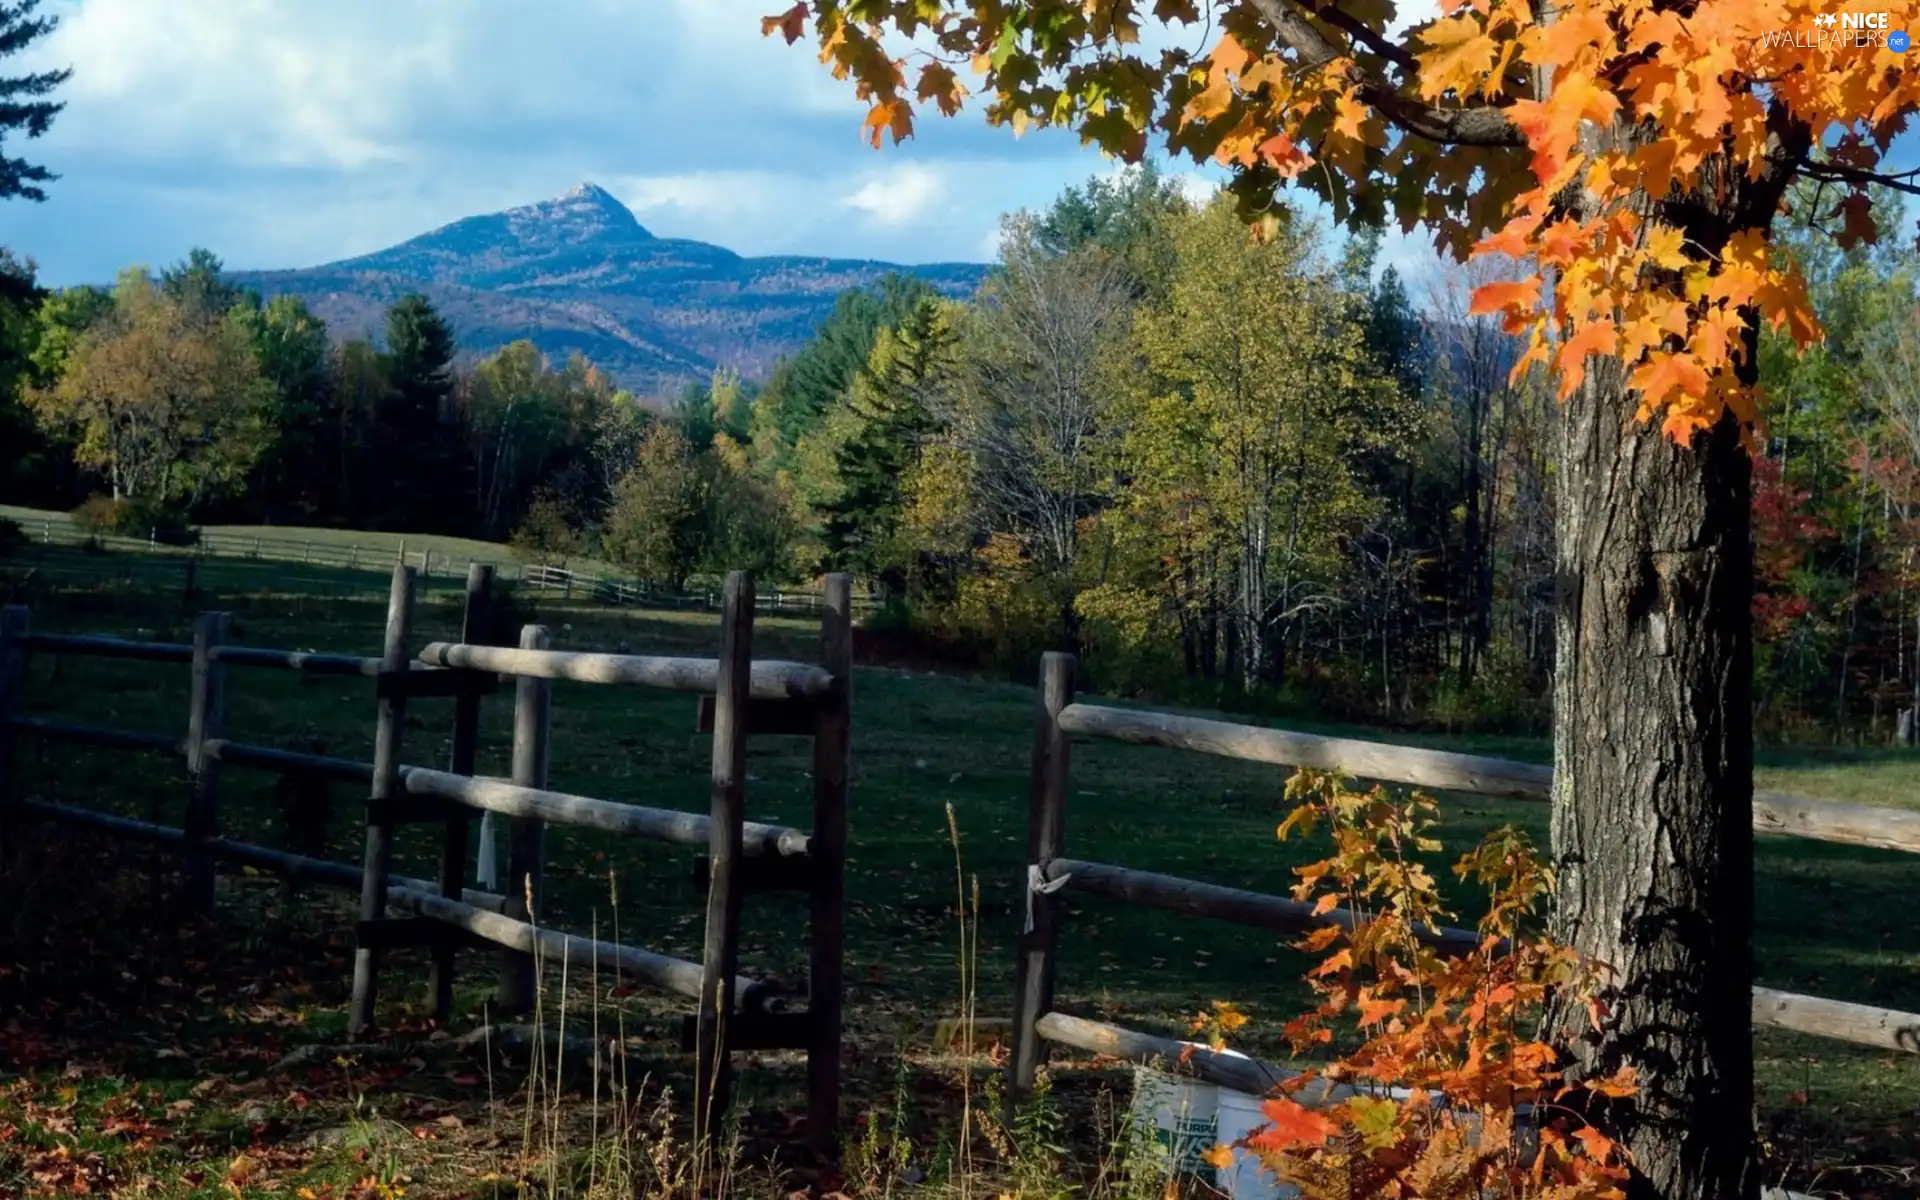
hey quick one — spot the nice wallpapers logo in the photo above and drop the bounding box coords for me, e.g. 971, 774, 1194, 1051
1758, 10, 1910, 49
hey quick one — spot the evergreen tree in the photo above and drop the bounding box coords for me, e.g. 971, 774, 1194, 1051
748, 274, 936, 466
379, 292, 458, 529
823, 297, 961, 585
0, 0, 69, 202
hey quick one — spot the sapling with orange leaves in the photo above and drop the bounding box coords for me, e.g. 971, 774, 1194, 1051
1198, 770, 1634, 1200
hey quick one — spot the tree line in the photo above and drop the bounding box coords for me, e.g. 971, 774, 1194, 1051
3, 167, 1918, 740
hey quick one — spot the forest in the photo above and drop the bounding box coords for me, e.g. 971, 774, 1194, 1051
3, 166, 1916, 742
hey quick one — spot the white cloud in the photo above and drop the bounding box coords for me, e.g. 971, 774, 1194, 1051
842, 164, 947, 227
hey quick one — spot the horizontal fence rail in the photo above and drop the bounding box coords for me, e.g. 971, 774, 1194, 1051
400, 768, 811, 858
1056, 701, 1920, 857
416, 642, 837, 700
1009, 651, 1920, 1125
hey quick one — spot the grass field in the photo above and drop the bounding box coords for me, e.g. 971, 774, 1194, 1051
1, 550, 1916, 1197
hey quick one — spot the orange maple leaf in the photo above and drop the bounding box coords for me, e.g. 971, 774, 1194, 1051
1249, 1096, 1340, 1152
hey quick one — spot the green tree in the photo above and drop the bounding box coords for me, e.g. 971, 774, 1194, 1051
26, 268, 272, 509
602, 421, 706, 590
0, 0, 69, 202
704, 432, 801, 581
379, 292, 458, 529
235, 293, 332, 519
1124, 200, 1410, 688
1032, 162, 1193, 299
822, 296, 962, 585
161, 248, 249, 320
748, 274, 937, 466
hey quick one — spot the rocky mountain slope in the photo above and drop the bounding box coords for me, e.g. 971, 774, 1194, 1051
231, 183, 988, 393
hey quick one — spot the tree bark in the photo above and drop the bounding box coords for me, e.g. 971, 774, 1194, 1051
1549, 352, 1756, 1200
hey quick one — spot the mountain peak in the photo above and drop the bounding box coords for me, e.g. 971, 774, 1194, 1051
513, 181, 650, 242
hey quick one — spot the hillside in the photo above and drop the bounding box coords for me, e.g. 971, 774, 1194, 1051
229, 183, 989, 394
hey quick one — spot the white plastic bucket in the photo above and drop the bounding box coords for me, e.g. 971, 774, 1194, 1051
1127, 1055, 1219, 1178
1213, 1088, 1301, 1200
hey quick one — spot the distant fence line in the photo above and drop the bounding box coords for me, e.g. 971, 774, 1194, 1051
5, 516, 871, 616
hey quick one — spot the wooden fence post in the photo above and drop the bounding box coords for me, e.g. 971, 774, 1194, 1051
184, 611, 231, 915
180, 557, 198, 610
695, 571, 753, 1149
350, 565, 417, 1035
807, 572, 852, 1155
0, 606, 28, 866
430, 563, 493, 1022
1009, 651, 1075, 1103
497, 623, 552, 1014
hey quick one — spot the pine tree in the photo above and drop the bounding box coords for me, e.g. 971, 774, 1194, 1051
823, 296, 960, 585
0, 0, 69, 202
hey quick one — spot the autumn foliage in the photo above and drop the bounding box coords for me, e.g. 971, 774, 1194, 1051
764, 0, 1920, 445
1195, 771, 1636, 1199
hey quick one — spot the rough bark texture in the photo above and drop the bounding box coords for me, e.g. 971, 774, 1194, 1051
1550, 352, 1756, 1200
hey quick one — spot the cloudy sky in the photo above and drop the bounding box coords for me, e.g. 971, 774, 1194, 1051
1, 0, 1266, 286
6, 1, 1909, 290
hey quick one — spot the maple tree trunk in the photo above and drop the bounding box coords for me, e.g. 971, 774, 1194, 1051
1548, 352, 1756, 1200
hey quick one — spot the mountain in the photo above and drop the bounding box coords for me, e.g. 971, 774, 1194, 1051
229, 183, 989, 394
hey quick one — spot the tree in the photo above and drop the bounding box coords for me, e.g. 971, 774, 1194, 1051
26, 269, 272, 509
1032, 161, 1193, 298
379, 292, 459, 529
1125, 199, 1409, 688
748, 274, 937, 466
0, 0, 68, 202
951, 217, 1134, 642
161, 248, 249, 321
236, 293, 332, 520
767, 2, 1920, 1193
602, 421, 706, 591
822, 296, 962, 584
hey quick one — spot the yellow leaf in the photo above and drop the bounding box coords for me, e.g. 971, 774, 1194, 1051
1643, 224, 1691, 271
1415, 15, 1497, 100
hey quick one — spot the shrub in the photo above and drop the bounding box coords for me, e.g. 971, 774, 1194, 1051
68, 495, 199, 547
1200, 771, 1635, 1200
509, 490, 583, 565
0, 517, 25, 557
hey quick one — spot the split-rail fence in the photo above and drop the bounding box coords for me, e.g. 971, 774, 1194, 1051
1009, 650, 1920, 1102
0, 566, 853, 1150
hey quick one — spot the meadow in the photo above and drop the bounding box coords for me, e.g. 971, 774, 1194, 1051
0, 546, 1915, 1197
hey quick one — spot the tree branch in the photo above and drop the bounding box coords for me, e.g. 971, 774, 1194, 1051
1241, 0, 1524, 147
1796, 159, 1920, 198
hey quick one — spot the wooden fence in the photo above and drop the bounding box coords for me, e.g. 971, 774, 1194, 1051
1008, 651, 1920, 1103
0, 566, 853, 1150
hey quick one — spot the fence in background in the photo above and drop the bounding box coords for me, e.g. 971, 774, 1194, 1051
3, 515, 872, 616
1008, 650, 1920, 1106
0, 566, 854, 1151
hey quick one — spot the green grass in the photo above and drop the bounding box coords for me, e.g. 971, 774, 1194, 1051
1, 503, 524, 563
2, 550, 1917, 1194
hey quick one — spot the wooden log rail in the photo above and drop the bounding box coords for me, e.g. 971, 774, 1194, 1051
1054, 702, 1920, 856
2, 717, 815, 857
401, 768, 810, 858
415, 641, 836, 700
1043, 858, 1487, 956
11, 795, 501, 909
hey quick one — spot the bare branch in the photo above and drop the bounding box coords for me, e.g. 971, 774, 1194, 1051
1796, 159, 1920, 199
